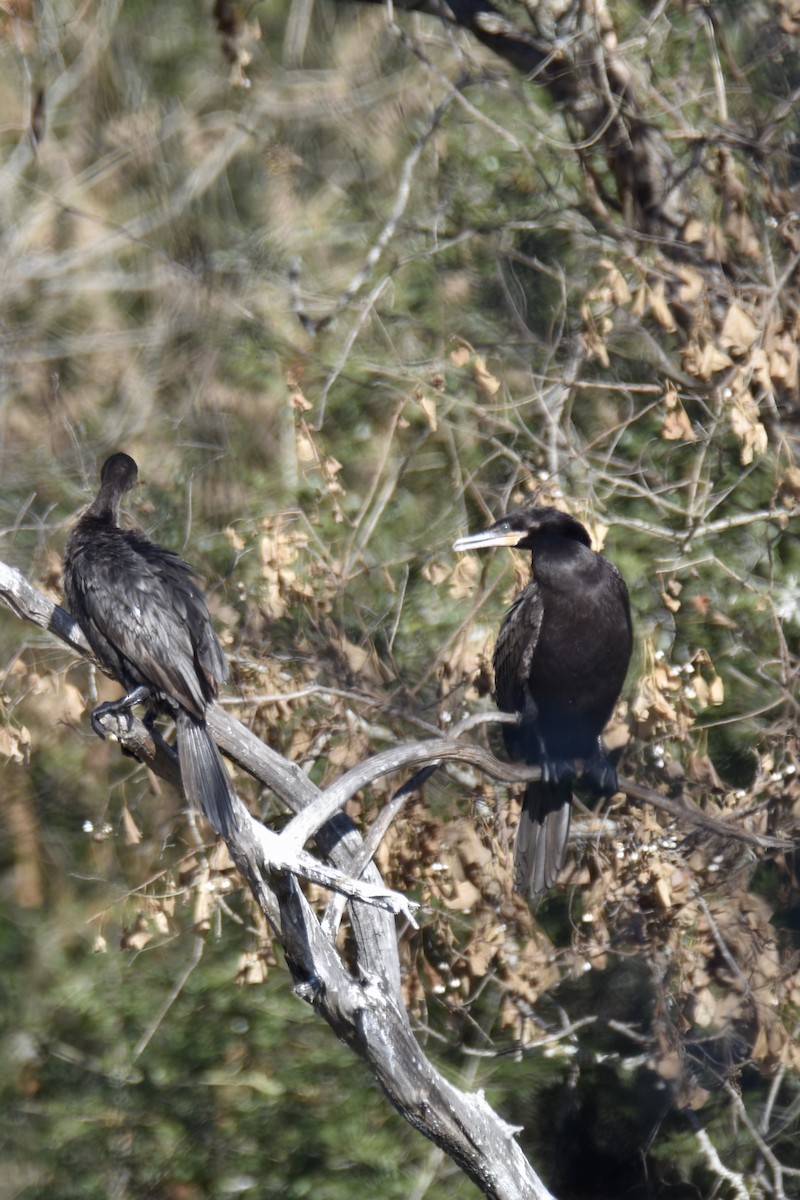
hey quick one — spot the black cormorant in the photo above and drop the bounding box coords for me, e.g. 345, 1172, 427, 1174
63, 453, 235, 837
454, 504, 632, 895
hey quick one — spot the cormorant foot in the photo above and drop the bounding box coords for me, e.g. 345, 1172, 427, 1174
540, 757, 576, 786
583, 746, 620, 796
90, 685, 154, 741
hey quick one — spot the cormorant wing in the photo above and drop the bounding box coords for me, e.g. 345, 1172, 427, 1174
72, 527, 226, 716
493, 582, 542, 714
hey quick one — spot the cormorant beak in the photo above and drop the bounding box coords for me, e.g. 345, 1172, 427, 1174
453, 528, 523, 552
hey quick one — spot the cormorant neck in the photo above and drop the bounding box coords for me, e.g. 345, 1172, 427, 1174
85, 485, 122, 525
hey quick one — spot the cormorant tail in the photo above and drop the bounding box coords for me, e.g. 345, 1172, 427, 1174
176, 709, 237, 838
513, 779, 572, 896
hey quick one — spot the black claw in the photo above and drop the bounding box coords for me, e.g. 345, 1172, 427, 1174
90, 711, 108, 740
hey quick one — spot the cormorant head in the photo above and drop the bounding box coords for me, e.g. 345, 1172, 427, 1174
99, 453, 139, 496
453, 504, 592, 553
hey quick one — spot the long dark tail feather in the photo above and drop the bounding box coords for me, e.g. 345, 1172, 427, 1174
176, 709, 237, 838
513, 779, 572, 896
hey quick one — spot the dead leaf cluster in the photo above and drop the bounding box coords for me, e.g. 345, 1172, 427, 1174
256, 515, 320, 622
581, 251, 800, 466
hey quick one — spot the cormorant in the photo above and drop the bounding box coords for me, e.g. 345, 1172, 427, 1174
454, 504, 632, 895
63, 453, 236, 838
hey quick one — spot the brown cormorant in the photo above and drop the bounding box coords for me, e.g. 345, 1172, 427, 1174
454, 504, 632, 895
63, 453, 235, 837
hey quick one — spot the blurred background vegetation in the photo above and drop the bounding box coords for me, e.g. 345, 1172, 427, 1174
0, 0, 799, 1196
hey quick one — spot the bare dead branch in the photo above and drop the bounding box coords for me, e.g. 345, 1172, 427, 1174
623, 779, 791, 852
273, 873, 553, 1199
693, 1126, 750, 1200
90, 705, 417, 923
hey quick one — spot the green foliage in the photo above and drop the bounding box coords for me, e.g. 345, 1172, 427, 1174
0, 907, 472, 1198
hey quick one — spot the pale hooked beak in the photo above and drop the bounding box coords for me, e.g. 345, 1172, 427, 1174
453, 528, 522, 552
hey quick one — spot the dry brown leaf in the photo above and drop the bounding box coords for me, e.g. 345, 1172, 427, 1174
661, 386, 696, 442
288, 378, 312, 412
653, 1051, 683, 1081
729, 389, 768, 464
692, 666, 724, 708
603, 715, 630, 752
630, 688, 676, 733
692, 988, 719, 1027
209, 839, 235, 872
631, 282, 647, 319
686, 752, 725, 789
323, 455, 342, 481
583, 517, 608, 552
193, 884, 214, 933
581, 300, 612, 366
21, 674, 85, 727
149, 907, 171, 937
647, 279, 676, 332
752, 1009, 790, 1066
683, 341, 732, 379
473, 356, 501, 396
780, 0, 800, 33
450, 345, 471, 367
769, 340, 799, 389
750, 346, 773, 391
705, 222, 728, 263
296, 429, 316, 463
333, 636, 368, 675
327, 734, 368, 768
121, 806, 142, 846
779, 465, 800, 504
331, 635, 392, 685
463, 928, 500, 976
630, 654, 683, 733
441, 630, 486, 690
121, 913, 154, 952
421, 561, 450, 588
258, 518, 316, 619
676, 266, 704, 304
441, 877, 483, 912
682, 218, 705, 244
0, 722, 31, 764
597, 259, 631, 306
654, 874, 672, 909
448, 555, 478, 599
418, 393, 437, 432
684, 1084, 711, 1111
237, 950, 269, 986
720, 303, 759, 355
225, 525, 245, 552
725, 209, 761, 260
60, 683, 85, 723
